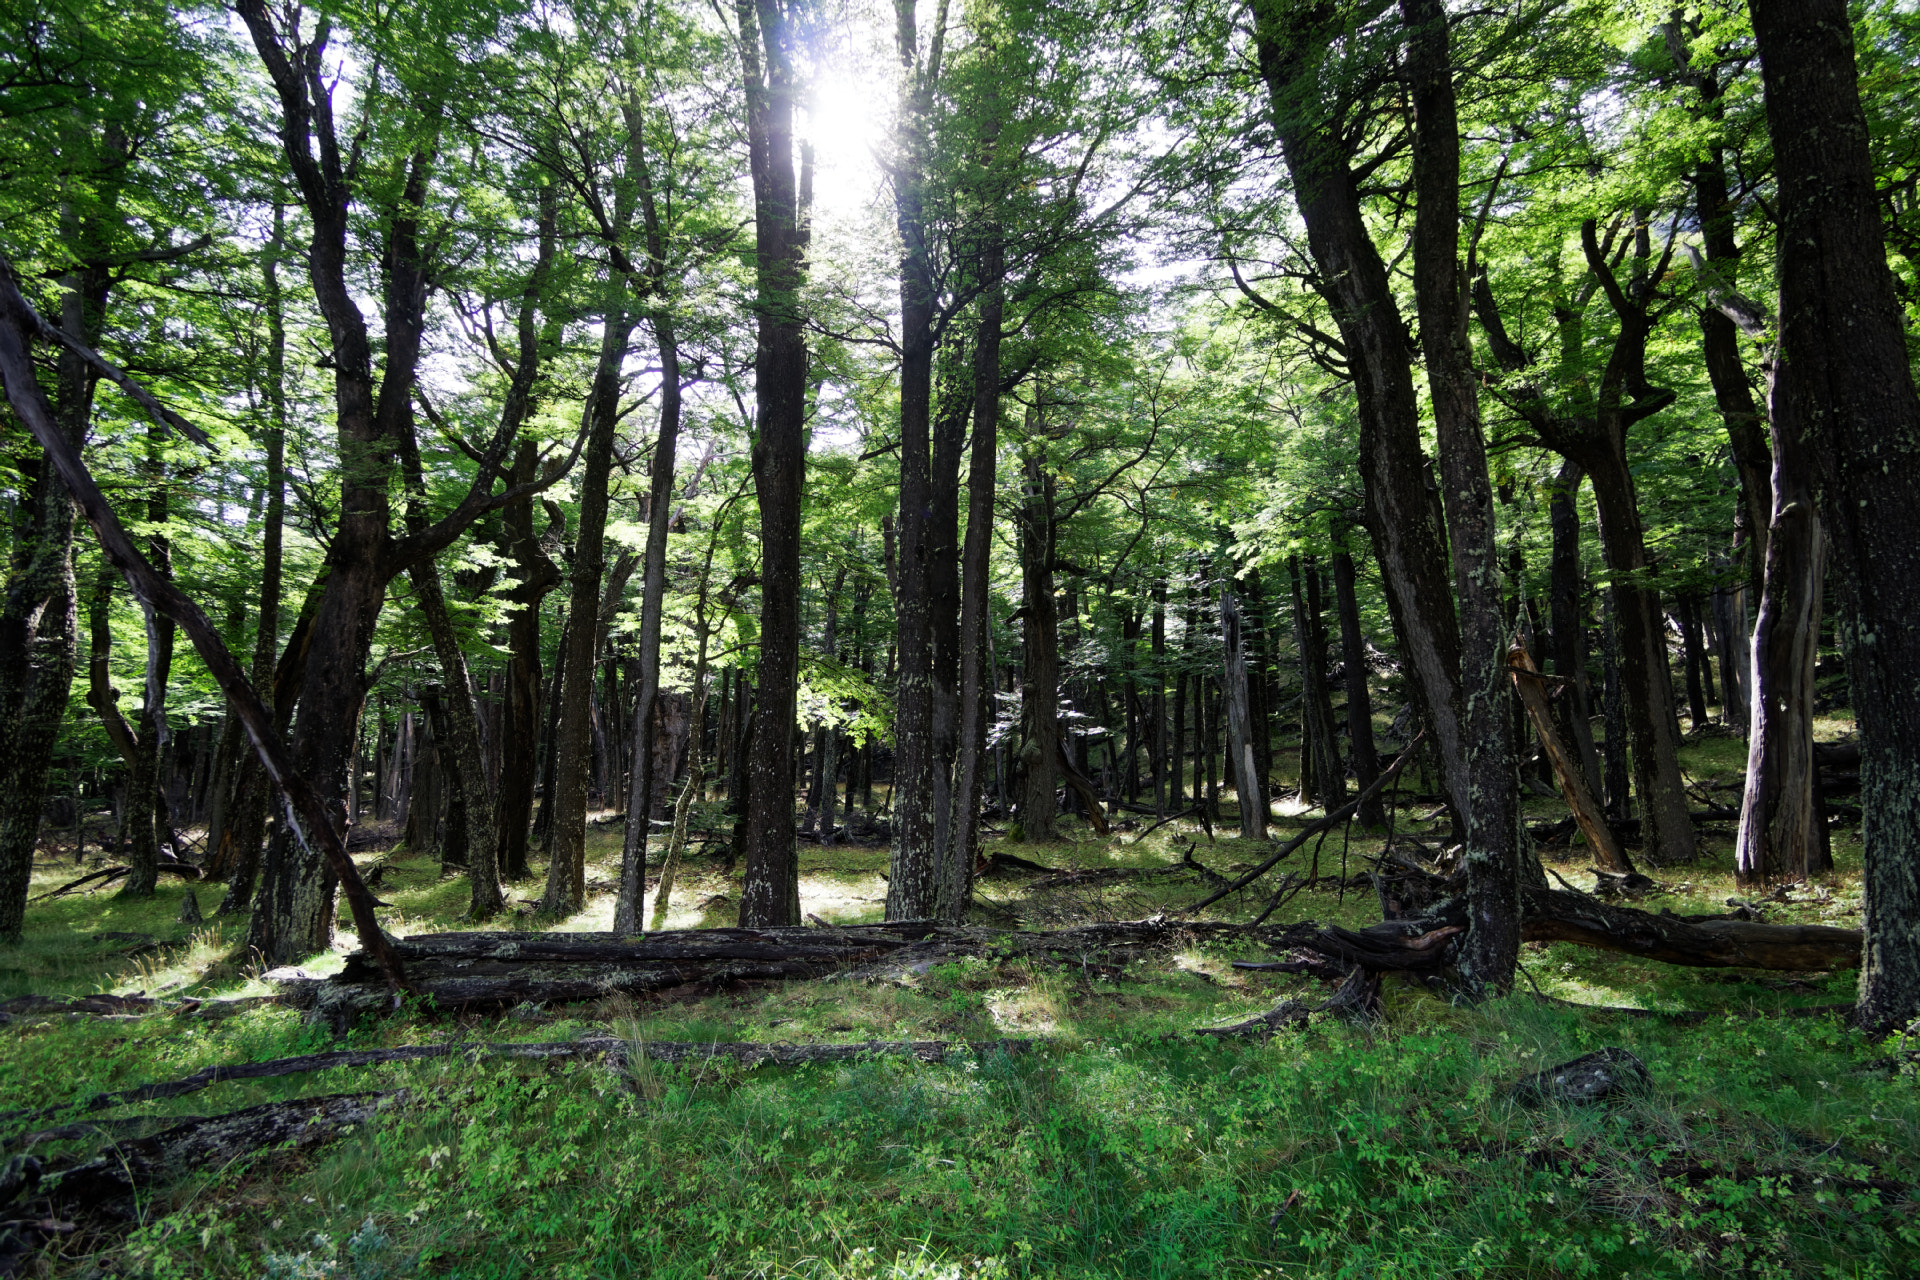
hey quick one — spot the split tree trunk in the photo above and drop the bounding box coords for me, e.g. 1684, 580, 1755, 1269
1331, 545, 1384, 826
1746, 0, 1920, 1030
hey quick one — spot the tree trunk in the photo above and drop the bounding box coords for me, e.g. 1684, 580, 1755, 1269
1403, 0, 1522, 993
498, 444, 560, 882
1677, 596, 1712, 730
737, 0, 810, 927
1547, 462, 1606, 798
1331, 545, 1384, 826
539, 311, 637, 916
1219, 581, 1266, 839
1015, 450, 1060, 843
1302, 559, 1342, 809
943, 255, 1001, 918
1250, 0, 1468, 822
1600, 593, 1631, 824
120, 431, 177, 899
1747, 0, 1920, 1030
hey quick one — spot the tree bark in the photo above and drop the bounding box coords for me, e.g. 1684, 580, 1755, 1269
498, 446, 560, 882
1746, 0, 1920, 1029
1547, 462, 1606, 798
539, 312, 637, 916
737, 0, 811, 927
1403, 0, 1521, 993
1219, 580, 1266, 839
1331, 545, 1384, 826
1249, 0, 1469, 823
1015, 449, 1060, 842
943, 254, 1002, 919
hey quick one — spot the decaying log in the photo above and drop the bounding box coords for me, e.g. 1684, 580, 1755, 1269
3, 1034, 1039, 1139
1510, 645, 1635, 873
45, 1091, 404, 1212
1519, 888, 1861, 970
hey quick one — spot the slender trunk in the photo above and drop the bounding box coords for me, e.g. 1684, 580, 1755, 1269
1220, 581, 1266, 838
1302, 560, 1342, 809
1548, 462, 1606, 799
1406, 43, 1526, 984
1600, 594, 1631, 824
943, 262, 1000, 917
1015, 450, 1060, 842
1677, 596, 1712, 729
1332, 546, 1384, 825
738, 0, 810, 927
120, 429, 177, 898
539, 312, 637, 916
498, 444, 559, 880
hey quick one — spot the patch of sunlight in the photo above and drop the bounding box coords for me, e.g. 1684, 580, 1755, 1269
1272, 794, 1315, 819
984, 988, 1060, 1036
800, 873, 887, 924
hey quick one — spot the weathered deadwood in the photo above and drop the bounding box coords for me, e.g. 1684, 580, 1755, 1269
1185, 731, 1426, 913
1511, 645, 1635, 873
1193, 965, 1383, 1038
4, 1035, 1039, 1144
43, 1092, 402, 1212
1507, 1047, 1651, 1105
1519, 888, 1862, 970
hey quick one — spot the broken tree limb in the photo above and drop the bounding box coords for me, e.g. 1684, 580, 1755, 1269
0, 264, 407, 993
1184, 732, 1426, 914
1055, 743, 1110, 835
1510, 644, 1635, 874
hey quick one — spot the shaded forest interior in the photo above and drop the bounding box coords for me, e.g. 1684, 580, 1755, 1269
2, 0, 1920, 1275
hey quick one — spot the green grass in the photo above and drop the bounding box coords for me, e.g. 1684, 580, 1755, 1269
2, 730, 1910, 1279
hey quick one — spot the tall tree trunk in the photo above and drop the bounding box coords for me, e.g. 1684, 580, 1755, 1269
539, 311, 637, 916
0, 184, 116, 938
120, 430, 177, 898
1302, 559, 1342, 809
1332, 545, 1384, 826
1677, 596, 1712, 730
1600, 593, 1631, 824
1747, 0, 1920, 1029
498, 444, 560, 882
1220, 580, 1266, 839
1404, 0, 1521, 991
1547, 462, 1605, 799
943, 255, 1001, 918
613, 104, 689, 932
1015, 450, 1060, 843
737, 0, 811, 927
1250, 0, 1469, 822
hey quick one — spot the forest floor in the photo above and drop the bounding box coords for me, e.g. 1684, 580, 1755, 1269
1, 716, 1915, 1279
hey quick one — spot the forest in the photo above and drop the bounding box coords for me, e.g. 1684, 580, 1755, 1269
0, 0, 1918, 1274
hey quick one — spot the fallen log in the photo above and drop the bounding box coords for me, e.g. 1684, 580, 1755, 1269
44, 1092, 404, 1213
284, 917, 1467, 1026
3, 1034, 1038, 1135
1374, 865, 1862, 972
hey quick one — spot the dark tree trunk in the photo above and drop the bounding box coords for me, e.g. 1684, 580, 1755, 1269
1015, 450, 1060, 842
613, 127, 689, 931
1250, 0, 1468, 820
540, 313, 637, 916
1747, 0, 1920, 1029
1404, 0, 1521, 993
1332, 545, 1383, 826
944, 266, 999, 918
0, 144, 115, 940
120, 431, 177, 899
1548, 462, 1606, 799
1600, 594, 1631, 824
498, 443, 560, 882
1150, 574, 1168, 816
737, 0, 810, 927
1219, 581, 1266, 839
1675, 600, 1707, 728
1302, 559, 1342, 809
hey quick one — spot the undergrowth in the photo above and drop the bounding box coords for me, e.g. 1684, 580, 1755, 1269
3, 720, 1912, 1278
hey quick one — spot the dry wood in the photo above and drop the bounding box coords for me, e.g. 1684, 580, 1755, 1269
1185, 731, 1425, 913
1510, 644, 1634, 873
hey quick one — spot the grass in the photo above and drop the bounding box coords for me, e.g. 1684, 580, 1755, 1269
2, 712, 1912, 1278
